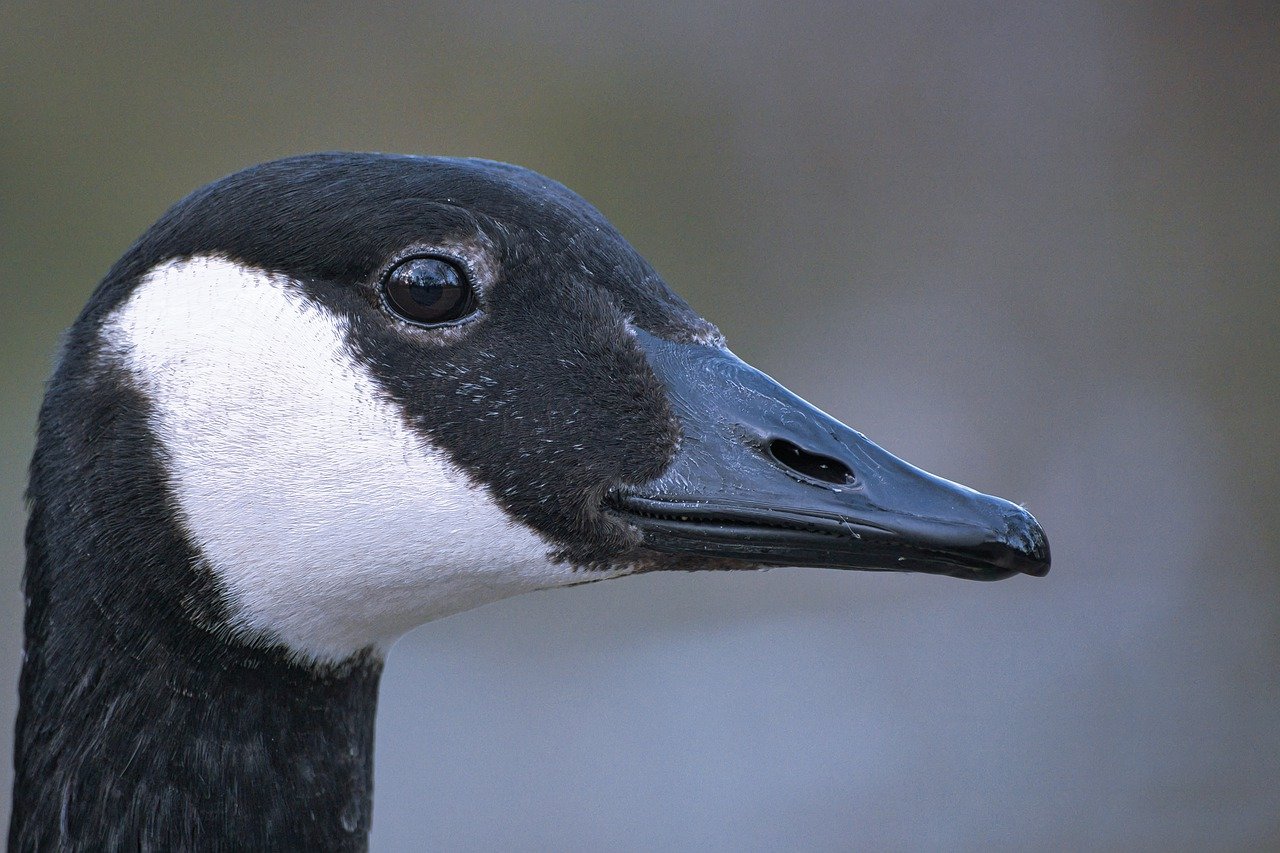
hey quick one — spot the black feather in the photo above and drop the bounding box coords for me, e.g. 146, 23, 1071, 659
12, 153, 706, 849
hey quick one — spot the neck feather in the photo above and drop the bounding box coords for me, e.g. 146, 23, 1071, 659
10, 350, 384, 851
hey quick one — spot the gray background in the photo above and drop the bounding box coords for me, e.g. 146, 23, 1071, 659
3, 2, 1277, 849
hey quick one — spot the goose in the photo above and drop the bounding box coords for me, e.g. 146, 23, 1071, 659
8, 152, 1049, 851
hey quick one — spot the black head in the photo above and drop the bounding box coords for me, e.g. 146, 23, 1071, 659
14, 151, 1048, 851
84, 154, 710, 564
59, 152, 1046, 660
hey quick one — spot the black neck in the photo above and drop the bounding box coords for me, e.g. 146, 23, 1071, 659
9, 624, 383, 851
10, 352, 384, 851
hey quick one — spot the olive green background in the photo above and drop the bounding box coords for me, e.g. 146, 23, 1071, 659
3, 2, 1277, 849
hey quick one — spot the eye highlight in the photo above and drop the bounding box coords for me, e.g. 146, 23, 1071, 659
382, 256, 476, 326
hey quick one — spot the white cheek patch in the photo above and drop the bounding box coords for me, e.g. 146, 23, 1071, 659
104, 256, 627, 664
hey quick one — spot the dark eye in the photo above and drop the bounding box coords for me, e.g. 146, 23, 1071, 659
382, 257, 476, 325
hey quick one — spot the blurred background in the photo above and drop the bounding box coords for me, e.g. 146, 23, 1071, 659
3, 2, 1277, 849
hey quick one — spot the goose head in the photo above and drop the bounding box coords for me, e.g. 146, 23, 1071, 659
79, 152, 1046, 664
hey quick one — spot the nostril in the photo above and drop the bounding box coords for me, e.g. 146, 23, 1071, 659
767, 438, 855, 486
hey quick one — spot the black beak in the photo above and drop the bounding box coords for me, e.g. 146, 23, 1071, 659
609, 330, 1049, 581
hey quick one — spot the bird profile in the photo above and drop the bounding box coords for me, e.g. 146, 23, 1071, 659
9, 153, 1048, 850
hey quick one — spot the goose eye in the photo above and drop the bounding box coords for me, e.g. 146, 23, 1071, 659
383, 257, 475, 325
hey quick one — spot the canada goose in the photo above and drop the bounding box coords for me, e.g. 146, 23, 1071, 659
9, 152, 1049, 850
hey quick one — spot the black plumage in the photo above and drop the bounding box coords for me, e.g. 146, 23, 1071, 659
10, 154, 719, 850
10, 153, 1048, 851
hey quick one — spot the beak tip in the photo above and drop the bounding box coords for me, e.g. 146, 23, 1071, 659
1006, 507, 1050, 577
1020, 558, 1051, 578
